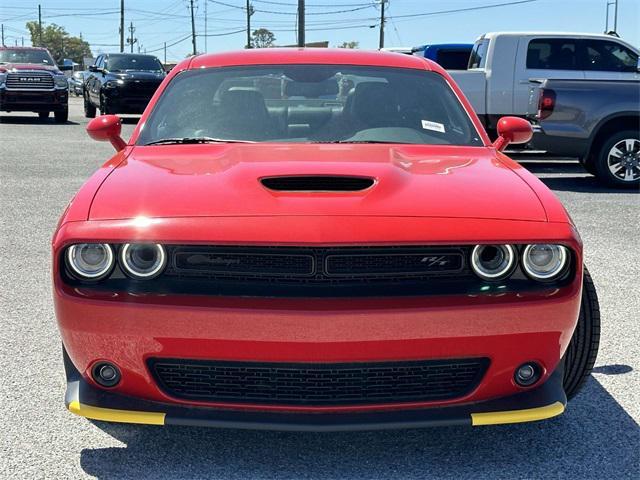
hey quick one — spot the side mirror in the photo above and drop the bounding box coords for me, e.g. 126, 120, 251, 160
87, 115, 127, 152
492, 116, 533, 152
88, 65, 98, 72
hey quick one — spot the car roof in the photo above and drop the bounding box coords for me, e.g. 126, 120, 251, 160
0, 46, 49, 51
103, 53, 158, 57
188, 48, 437, 72
483, 31, 631, 40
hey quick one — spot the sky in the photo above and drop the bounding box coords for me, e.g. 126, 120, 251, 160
1, 0, 639, 62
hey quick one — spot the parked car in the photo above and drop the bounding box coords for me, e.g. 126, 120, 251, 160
83, 53, 165, 117
67, 70, 87, 96
0, 46, 69, 122
412, 44, 473, 70
529, 78, 640, 188
450, 32, 640, 135
54, 49, 599, 431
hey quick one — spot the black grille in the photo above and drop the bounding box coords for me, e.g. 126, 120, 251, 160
261, 176, 375, 192
150, 358, 489, 406
159, 245, 472, 297
168, 246, 466, 281
6, 71, 54, 90
123, 80, 161, 97
174, 250, 315, 277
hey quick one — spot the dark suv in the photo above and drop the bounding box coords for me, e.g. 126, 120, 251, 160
84, 53, 165, 117
0, 46, 69, 122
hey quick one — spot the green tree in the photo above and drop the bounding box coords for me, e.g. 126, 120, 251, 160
338, 41, 359, 49
251, 28, 275, 48
26, 22, 92, 64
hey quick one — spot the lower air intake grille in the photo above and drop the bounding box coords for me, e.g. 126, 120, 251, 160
149, 358, 489, 406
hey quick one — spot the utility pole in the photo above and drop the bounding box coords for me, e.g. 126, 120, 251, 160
127, 22, 137, 53
605, 0, 620, 33
38, 4, 43, 47
22, 36, 24, 46
204, 0, 207, 52
119, 0, 125, 53
378, 0, 386, 49
246, 0, 254, 49
164, 42, 167, 64
297, 0, 305, 47
189, 0, 197, 56
1, 24, 4, 47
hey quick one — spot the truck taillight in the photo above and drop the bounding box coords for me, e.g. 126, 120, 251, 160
537, 89, 556, 120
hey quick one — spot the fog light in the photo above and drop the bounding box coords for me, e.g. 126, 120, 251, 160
514, 362, 541, 387
92, 362, 121, 387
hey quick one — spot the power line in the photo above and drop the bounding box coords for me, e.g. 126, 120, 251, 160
388, 0, 540, 21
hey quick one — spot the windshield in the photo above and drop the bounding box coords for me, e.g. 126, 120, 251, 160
106, 54, 163, 72
0, 49, 55, 65
137, 65, 483, 146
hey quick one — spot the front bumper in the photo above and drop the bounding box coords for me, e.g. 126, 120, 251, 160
103, 86, 159, 114
64, 348, 566, 431
54, 216, 582, 427
0, 88, 68, 112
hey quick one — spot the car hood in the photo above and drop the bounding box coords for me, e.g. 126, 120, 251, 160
0, 63, 60, 73
89, 144, 547, 221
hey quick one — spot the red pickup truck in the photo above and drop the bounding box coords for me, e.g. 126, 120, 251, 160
0, 46, 69, 122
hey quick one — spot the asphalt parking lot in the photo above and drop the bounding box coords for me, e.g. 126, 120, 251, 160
1, 97, 638, 479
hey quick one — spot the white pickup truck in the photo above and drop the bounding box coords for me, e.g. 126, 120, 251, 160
449, 32, 640, 134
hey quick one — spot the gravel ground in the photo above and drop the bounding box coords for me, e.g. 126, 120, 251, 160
1, 98, 638, 479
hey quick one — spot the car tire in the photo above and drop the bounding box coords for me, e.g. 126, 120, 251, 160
593, 130, 640, 188
84, 92, 96, 118
38, 111, 49, 119
54, 108, 69, 124
563, 266, 600, 400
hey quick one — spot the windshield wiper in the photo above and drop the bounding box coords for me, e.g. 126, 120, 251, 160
312, 140, 411, 144
144, 137, 255, 146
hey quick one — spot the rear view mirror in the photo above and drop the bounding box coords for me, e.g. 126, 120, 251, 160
87, 115, 126, 152
492, 117, 533, 152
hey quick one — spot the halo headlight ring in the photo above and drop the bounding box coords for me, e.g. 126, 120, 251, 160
471, 244, 516, 281
119, 243, 167, 280
66, 243, 115, 280
522, 244, 568, 281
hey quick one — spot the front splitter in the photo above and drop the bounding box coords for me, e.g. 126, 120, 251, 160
63, 349, 566, 432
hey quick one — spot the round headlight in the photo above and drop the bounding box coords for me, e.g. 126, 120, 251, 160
522, 244, 568, 280
66, 243, 114, 279
120, 243, 166, 279
471, 244, 516, 280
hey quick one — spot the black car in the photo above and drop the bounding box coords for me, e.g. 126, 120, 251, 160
84, 53, 165, 117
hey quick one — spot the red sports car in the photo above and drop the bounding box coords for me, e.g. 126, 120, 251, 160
53, 49, 600, 430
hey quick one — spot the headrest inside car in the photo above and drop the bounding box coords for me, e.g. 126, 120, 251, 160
285, 80, 339, 98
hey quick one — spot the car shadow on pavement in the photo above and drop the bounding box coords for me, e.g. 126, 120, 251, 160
0, 115, 79, 125
79, 373, 639, 480
518, 162, 639, 194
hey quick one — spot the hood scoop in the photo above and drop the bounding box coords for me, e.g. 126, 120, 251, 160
260, 175, 375, 192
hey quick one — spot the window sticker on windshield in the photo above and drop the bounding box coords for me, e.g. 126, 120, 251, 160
421, 120, 445, 133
